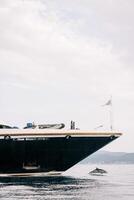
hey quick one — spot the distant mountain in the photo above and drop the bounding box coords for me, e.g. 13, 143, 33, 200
81, 151, 134, 164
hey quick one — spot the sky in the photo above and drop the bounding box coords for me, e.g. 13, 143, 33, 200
0, 0, 134, 152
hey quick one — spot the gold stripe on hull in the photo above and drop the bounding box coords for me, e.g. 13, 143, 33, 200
0, 129, 122, 137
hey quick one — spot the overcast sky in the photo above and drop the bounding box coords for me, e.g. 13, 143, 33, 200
0, 0, 134, 152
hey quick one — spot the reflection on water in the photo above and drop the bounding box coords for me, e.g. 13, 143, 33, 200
0, 176, 99, 200
0, 165, 134, 200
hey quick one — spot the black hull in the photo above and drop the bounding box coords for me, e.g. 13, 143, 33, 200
0, 135, 118, 174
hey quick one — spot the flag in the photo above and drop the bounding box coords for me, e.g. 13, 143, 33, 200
102, 99, 112, 106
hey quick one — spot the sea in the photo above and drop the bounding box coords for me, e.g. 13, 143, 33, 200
0, 164, 133, 200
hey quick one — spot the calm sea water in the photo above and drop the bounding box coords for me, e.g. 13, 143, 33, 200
0, 164, 134, 200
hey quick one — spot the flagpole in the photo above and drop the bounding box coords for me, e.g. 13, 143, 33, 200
109, 96, 113, 131
102, 96, 114, 131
